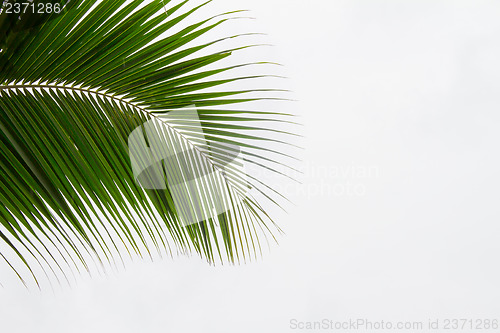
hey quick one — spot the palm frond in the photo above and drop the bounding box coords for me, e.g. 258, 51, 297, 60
0, 0, 299, 287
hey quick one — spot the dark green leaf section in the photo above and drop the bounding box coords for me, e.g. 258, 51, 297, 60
0, 0, 298, 286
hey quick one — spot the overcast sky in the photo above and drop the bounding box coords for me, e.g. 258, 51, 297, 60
2, 1, 500, 332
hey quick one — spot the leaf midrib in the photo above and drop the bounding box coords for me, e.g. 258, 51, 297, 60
0, 83, 241, 194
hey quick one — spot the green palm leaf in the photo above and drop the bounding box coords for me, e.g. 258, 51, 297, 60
0, 0, 298, 287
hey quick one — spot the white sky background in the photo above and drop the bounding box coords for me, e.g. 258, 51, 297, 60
2, 0, 500, 332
